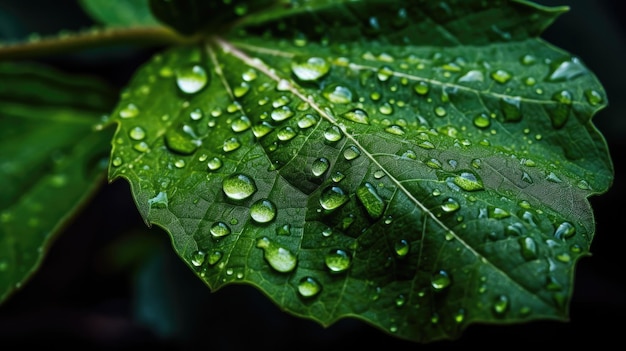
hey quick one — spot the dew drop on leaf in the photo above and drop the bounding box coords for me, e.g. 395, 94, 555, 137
291, 56, 331, 81
324, 249, 351, 273
256, 237, 297, 273
519, 237, 538, 260
414, 81, 430, 95
554, 221, 576, 239
453, 171, 484, 191
271, 106, 295, 122
311, 157, 330, 177
191, 250, 206, 267
319, 186, 349, 210
343, 145, 361, 160
394, 239, 410, 258
129, 126, 146, 140
277, 126, 297, 141
441, 197, 460, 212
207, 157, 223, 171
176, 63, 209, 94
298, 276, 322, 298
223, 137, 241, 152
431, 270, 451, 291
222, 173, 257, 200
119, 103, 139, 118
324, 126, 343, 142
297, 114, 318, 129
250, 199, 277, 223
491, 69, 512, 84
210, 221, 231, 238
341, 108, 370, 124
322, 84, 354, 104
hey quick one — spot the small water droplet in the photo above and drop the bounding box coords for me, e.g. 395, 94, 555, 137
491, 69, 512, 84
554, 221, 576, 239
231, 115, 252, 132
250, 199, 277, 223
492, 294, 509, 316
207, 157, 223, 171
434, 106, 447, 117
297, 114, 318, 129
431, 270, 451, 291
584, 89, 603, 106
473, 113, 491, 128
176, 63, 209, 94
291, 56, 331, 81
256, 237, 297, 273
252, 122, 274, 139
441, 198, 460, 213
546, 57, 587, 82
394, 239, 409, 258
453, 171, 484, 191
322, 84, 354, 104
191, 250, 206, 267
271, 106, 295, 122
298, 276, 322, 297
324, 126, 343, 142
129, 126, 146, 140
384, 125, 404, 135
210, 221, 231, 238
325, 249, 351, 273
488, 206, 510, 219
549, 90, 573, 128
414, 81, 429, 95
343, 145, 361, 160
341, 108, 369, 124
458, 70, 484, 83
233, 82, 250, 98
223, 137, 241, 152
277, 126, 297, 141
164, 128, 200, 155
119, 103, 139, 118
242, 68, 258, 82
148, 191, 168, 208
222, 173, 257, 200
519, 236, 538, 260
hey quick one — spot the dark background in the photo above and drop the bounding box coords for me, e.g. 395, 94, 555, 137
0, 1, 624, 349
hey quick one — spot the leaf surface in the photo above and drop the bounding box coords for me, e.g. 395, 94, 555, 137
79, 0, 160, 27
108, 0, 613, 342
0, 62, 117, 303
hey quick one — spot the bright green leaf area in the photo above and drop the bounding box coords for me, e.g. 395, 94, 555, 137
79, 0, 160, 27
0, 62, 116, 302
108, 0, 613, 343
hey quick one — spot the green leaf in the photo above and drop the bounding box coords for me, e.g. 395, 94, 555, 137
79, 0, 160, 27
108, 0, 613, 343
0, 62, 117, 303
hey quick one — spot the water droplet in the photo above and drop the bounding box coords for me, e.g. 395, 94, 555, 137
434, 106, 447, 117
271, 106, 295, 122
394, 239, 409, 258
441, 198, 460, 213
431, 270, 451, 291
291, 56, 331, 81
207, 157, 223, 171
519, 236, 538, 260
488, 206, 510, 219
250, 199, 277, 223
418, 141, 435, 149
377, 65, 394, 81
233, 82, 250, 97
223, 137, 241, 152
550, 90, 573, 128
492, 294, 509, 316
191, 250, 206, 267
112, 156, 123, 167
356, 182, 385, 219
554, 221, 576, 239
298, 276, 322, 298
128, 126, 146, 140
231, 115, 252, 132
546, 57, 587, 82
343, 145, 361, 160
119, 103, 139, 118
164, 128, 200, 155
210, 221, 231, 238
222, 173, 257, 200
242, 68, 258, 82
256, 237, 297, 273
341, 108, 369, 124
585, 89, 603, 106
324, 126, 343, 142
414, 81, 429, 95
148, 191, 168, 208
473, 113, 491, 128
395, 294, 406, 307
325, 249, 351, 273
208, 250, 223, 265
311, 158, 330, 177
453, 171, 484, 191
297, 114, 318, 129
176, 63, 209, 94
276, 223, 291, 236
331, 171, 345, 182
500, 96, 522, 122
252, 122, 274, 139
319, 186, 349, 211
458, 70, 484, 83
491, 69, 512, 84
322, 84, 354, 104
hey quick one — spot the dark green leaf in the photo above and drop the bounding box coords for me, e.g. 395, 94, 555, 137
0, 62, 117, 303
108, 0, 613, 343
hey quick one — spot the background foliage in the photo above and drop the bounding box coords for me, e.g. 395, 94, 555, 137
0, 0, 623, 349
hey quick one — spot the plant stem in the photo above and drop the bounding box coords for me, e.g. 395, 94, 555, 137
0, 26, 197, 60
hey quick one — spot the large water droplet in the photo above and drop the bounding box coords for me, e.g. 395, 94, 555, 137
554, 221, 576, 239
414, 81, 429, 95
325, 249, 351, 273
119, 103, 139, 118
441, 198, 460, 213
191, 250, 206, 267
256, 237, 297, 273
519, 236, 538, 260
231, 115, 252, 132
356, 182, 385, 219
250, 199, 277, 223
298, 276, 322, 298
319, 186, 349, 211
394, 239, 409, 258
546, 57, 587, 82
500, 96, 522, 122
549, 90, 573, 129
291, 56, 331, 81
207, 157, 223, 171
223, 137, 241, 152
324, 126, 343, 142
222, 173, 257, 200
176, 63, 209, 94
271, 106, 295, 122
343, 145, 361, 160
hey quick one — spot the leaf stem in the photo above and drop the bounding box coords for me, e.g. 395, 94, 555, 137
0, 26, 197, 60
